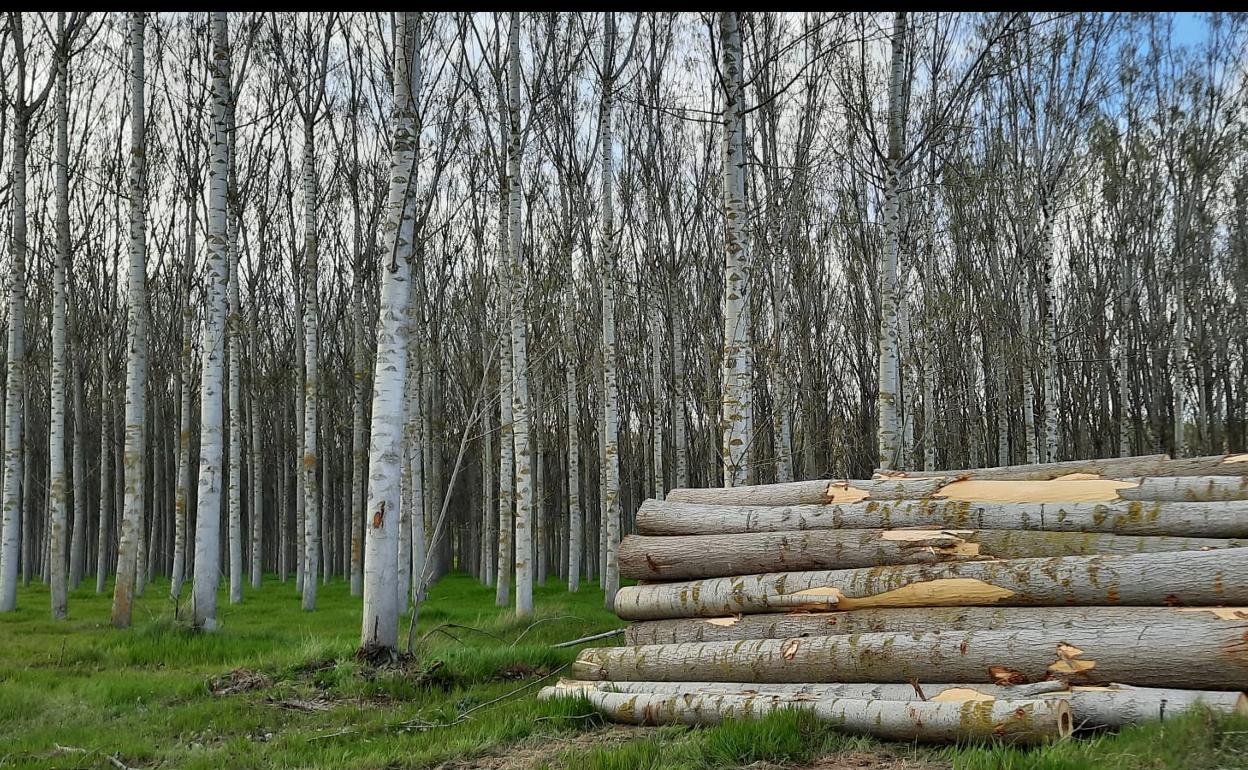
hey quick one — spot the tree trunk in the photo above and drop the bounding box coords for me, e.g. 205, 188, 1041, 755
666, 477, 947, 506
611, 548, 1248, 620
69, 358, 87, 589
191, 12, 231, 631
112, 13, 148, 629
359, 10, 419, 654
720, 12, 752, 488
876, 12, 907, 472
226, 87, 244, 606
567, 328, 582, 592
96, 355, 112, 594
170, 222, 194, 601
300, 115, 321, 612
48, 13, 71, 619
894, 453, 1244, 480
545, 690, 1069, 745
625, 605, 1248, 646
618, 528, 1241, 581
637, 498, 1248, 538
574, 623, 1248, 690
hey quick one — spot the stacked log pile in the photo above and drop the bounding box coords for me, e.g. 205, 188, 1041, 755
543, 453, 1248, 745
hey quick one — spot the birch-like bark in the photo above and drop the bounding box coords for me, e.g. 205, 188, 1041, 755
350, 248, 366, 596
650, 303, 666, 497
875, 11, 906, 472
720, 12, 752, 488
495, 173, 514, 609
95, 356, 112, 594
410, 338, 427, 606
69, 358, 87, 589
249, 362, 263, 588
508, 11, 534, 617
226, 89, 244, 605
112, 13, 148, 628
1172, 284, 1186, 457
1039, 202, 1059, 462
1117, 260, 1132, 457
598, 11, 622, 609
170, 201, 195, 601
360, 10, 419, 653
566, 320, 582, 592
673, 311, 689, 488
300, 114, 321, 612
191, 12, 231, 631
49, 12, 71, 619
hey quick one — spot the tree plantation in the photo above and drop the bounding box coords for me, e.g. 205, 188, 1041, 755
2, 11, 1248, 766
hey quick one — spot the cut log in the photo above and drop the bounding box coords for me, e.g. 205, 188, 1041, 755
665, 478, 948, 506
545, 678, 1067, 700
886, 454, 1248, 481
545, 690, 1070, 745
573, 623, 1248, 690
612, 548, 1248, 620
1119, 476, 1248, 502
544, 680, 1247, 729
618, 529, 1243, 580
624, 606, 1248, 645
636, 499, 1248, 539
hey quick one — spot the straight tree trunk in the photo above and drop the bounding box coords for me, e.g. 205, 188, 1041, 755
191, 12, 232, 631
876, 12, 907, 472
720, 12, 752, 488
69, 358, 87, 589
170, 222, 194, 601
96, 356, 112, 594
360, 10, 419, 654
226, 95, 244, 605
300, 115, 321, 612
509, 11, 534, 618
1118, 475, 1248, 502
567, 341, 581, 592
112, 13, 148, 628
48, 13, 72, 619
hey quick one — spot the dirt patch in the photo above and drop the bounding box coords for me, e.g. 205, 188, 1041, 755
356, 643, 416, 667
432, 724, 655, 770
498, 662, 548, 681
208, 667, 271, 696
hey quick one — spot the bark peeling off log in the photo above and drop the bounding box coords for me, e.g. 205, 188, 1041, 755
617, 529, 1243, 580
637, 499, 1248, 539
552, 690, 1070, 745
612, 549, 1248, 620
624, 606, 1248, 645
573, 624, 1248, 689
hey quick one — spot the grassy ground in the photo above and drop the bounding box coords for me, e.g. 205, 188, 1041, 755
2, 574, 1247, 770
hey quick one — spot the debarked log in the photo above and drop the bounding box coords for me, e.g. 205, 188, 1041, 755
540, 690, 1070, 745
635, 499, 1248, 539
624, 606, 1248, 645
618, 529, 1243, 580
572, 624, 1248, 690
611, 549, 1248, 620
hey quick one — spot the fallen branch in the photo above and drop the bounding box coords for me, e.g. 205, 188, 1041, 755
510, 615, 580, 647
553, 628, 623, 649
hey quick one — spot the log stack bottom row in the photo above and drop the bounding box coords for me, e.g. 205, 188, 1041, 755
542, 455, 1248, 745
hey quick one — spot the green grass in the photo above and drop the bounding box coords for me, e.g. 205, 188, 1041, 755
4, 575, 1248, 770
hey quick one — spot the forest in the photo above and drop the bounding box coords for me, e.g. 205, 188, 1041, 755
2, 11, 1247, 770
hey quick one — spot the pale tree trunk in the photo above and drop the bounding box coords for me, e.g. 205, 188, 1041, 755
481, 345, 495, 587
598, 12, 623, 609
673, 318, 689, 488
95, 356, 112, 594
651, 303, 666, 497
1173, 284, 1186, 457
1117, 261, 1132, 457
49, 13, 71, 618
1021, 297, 1038, 464
1040, 202, 1059, 462
69, 358, 87, 589
509, 11, 534, 618
495, 184, 514, 609
350, 258, 366, 596
567, 315, 582, 592
294, 290, 306, 594
227, 89, 244, 605
876, 11, 906, 472
410, 337, 427, 606
170, 204, 194, 602
360, 10, 418, 653
249, 344, 263, 589
0, 84, 31, 614
112, 12, 148, 628
720, 11, 752, 488
192, 12, 231, 631
397, 345, 414, 609
300, 115, 321, 612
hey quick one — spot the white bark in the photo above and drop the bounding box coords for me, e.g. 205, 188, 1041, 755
1040, 204, 1059, 462
599, 11, 621, 609
567, 316, 581, 592
300, 114, 321, 612
112, 13, 148, 628
495, 170, 514, 609
720, 12, 752, 488
226, 87, 244, 605
69, 358, 87, 589
876, 11, 906, 472
49, 12, 71, 619
170, 201, 195, 602
360, 10, 419, 653
509, 11, 534, 618
191, 12, 231, 631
